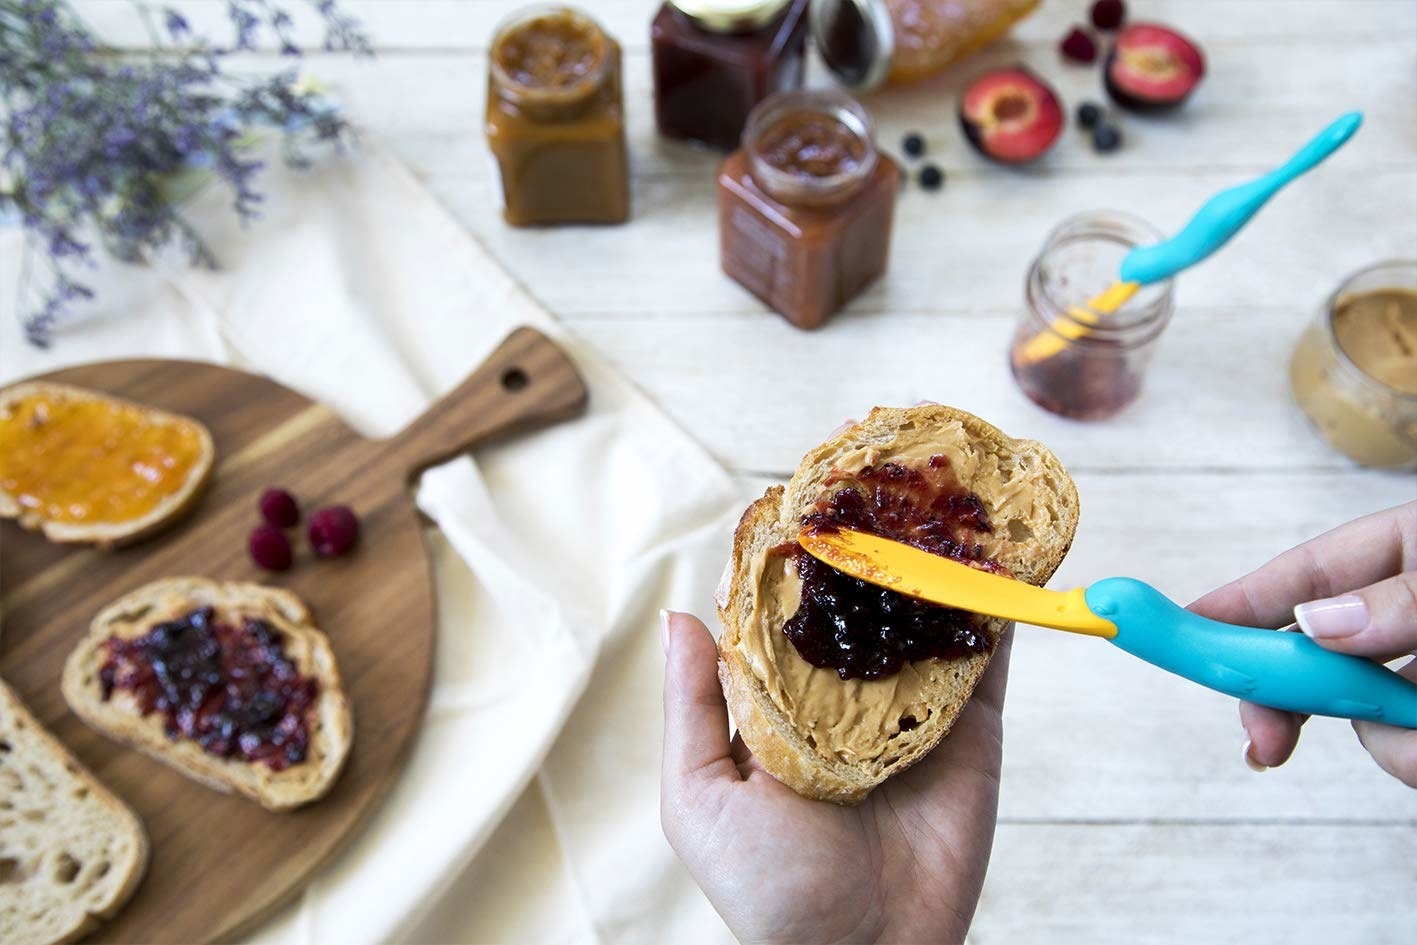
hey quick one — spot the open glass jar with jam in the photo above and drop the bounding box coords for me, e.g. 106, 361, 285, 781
1290, 260, 1417, 469
651, 0, 810, 150
1010, 212, 1175, 420
718, 90, 900, 329
485, 6, 629, 226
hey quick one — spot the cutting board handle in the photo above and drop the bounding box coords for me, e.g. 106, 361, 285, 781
385, 326, 588, 480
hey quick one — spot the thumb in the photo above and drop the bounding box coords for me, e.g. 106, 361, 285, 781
1292, 571, 1417, 658
661, 611, 738, 842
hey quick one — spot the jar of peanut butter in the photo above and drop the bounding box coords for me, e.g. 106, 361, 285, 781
1291, 261, 1417, 470
486, 6, 629, 226
717, 90, 900, 329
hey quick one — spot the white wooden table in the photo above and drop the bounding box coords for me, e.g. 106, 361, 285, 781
83, 1, 1417, 942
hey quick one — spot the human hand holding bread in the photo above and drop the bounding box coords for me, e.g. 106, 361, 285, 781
661, 407, 1414, 945
662, 609, 1011, 945
662, 405, 1077, 943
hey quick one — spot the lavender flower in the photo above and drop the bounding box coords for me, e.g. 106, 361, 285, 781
0, 0, 371, 346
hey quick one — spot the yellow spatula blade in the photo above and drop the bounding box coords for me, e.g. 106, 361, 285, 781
1015, 280, 1141, 366
798, 527, 1118, 638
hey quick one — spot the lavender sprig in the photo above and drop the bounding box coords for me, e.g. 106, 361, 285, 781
0, 0, 370, 346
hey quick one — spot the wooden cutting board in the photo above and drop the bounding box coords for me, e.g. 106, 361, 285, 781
0, 327, 588, 943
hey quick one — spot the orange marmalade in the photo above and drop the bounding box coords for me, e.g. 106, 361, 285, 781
0, 392, 206, 525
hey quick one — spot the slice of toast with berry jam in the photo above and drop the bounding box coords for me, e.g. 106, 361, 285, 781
717, 405, 1078, 804
62, 578, 352, 812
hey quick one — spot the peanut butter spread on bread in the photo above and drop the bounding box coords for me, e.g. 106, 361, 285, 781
742, 424, 1060, 765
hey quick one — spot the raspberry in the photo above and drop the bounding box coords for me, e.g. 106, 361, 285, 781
248, 524, 293, 571
1060, 27, 1097, 63
259, 487, 300, 528
308, 505, 360, 558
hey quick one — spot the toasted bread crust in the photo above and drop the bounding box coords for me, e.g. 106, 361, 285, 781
718, 406, 1078, 804
0, 679, 149, 945
61, 579, 352, 812
0, 381, 214, 549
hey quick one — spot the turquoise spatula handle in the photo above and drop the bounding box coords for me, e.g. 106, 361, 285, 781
1085, 577, 1417, 727
1119, 111, 1363, 285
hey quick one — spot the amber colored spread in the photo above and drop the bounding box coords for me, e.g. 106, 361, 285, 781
742, 429, 1059, 765
758, 113, 868, 179
0, 392, 205, 526
486, 8, 628, 226
492, 10, 605, 90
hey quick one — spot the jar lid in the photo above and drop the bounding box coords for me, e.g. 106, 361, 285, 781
669, 0, 794, 32
810, 0, 895, 90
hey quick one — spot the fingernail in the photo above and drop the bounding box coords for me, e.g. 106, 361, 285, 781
1243, 740, 1267, 773
659, 609, 672, 654
1294, 594, 1368, 639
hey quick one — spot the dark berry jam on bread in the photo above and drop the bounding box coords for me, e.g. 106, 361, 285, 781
98, 607, 319, 771
782, 456, 1002, 680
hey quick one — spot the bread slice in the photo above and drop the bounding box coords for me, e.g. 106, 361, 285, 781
61, 578, 353, 813
0, 679, 148, 945
0, 381, 214, 548
717, 405, 1079, 804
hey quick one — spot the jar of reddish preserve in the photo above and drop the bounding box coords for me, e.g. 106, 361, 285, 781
718, 90, 900, 329
486, 6, 629, 226
651, 0, 810, 150
1009, 211, 1175, 420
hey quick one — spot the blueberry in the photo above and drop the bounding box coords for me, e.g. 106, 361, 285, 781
902, 132, 926, 158
1077, 102, 1104, 129
1092, 123, 1123, 153
918, 164, 945, 191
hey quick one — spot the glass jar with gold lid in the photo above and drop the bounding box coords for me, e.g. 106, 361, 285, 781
651, 0, 811, 150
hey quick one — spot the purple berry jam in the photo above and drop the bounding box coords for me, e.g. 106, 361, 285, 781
98, 607, 319, 771
780, 456, 1004, 681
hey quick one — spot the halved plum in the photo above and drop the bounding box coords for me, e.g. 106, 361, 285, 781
1105, 23, 1205, 112
958, 68, 1064, 164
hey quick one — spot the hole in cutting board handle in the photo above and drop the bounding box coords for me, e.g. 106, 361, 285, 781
501, 367, 529, 392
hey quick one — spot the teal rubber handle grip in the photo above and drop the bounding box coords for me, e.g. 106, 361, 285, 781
1086, 577, 1417, 727
1119, 111, 1363, 285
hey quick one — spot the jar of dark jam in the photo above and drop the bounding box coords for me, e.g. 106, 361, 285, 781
651, 0, 810, 150
486, 6, 629, 226
718, 90, 900, 329
1010, 212, 1175, 420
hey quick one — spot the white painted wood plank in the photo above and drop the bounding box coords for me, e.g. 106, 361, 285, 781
736, 471, 1417, 821
975, 824, 1417, 945
78, 0, 1417, 49
392, 162, 1416, 315
572, 306, 1417, 474
274, 44, 1417, 175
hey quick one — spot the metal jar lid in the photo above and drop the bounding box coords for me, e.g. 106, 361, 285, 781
668, 0, 794, 33
810, 0, 895, 90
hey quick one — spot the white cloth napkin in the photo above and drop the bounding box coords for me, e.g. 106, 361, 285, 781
0, 142, 742, 943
